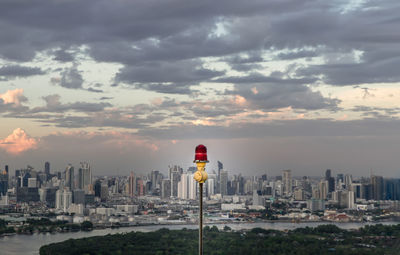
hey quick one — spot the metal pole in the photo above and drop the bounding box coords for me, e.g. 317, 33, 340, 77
199, 182, 203, 255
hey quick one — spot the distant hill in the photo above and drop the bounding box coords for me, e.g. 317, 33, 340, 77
40, 224, 400, 255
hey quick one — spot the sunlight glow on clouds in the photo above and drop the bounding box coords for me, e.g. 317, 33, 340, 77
0, 88, 27, 106
0, 128, 38, 155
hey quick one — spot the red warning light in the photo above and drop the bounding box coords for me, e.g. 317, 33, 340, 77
194, 144, 208, 162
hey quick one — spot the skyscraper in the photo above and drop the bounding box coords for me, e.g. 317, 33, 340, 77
169, 165, 182, 197
371, 175, 384, 200
0, 167, 8, 196
325, 169, 335, 193
45, 162, 50, 175
220, 170, 228, 196
217, 161, 223, 193
282, 170, 292, 195
65, 164, 74, 191
128, 171, 135, 197
78, 162, 92, 193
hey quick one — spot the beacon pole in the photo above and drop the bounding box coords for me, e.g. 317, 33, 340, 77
193, 145, 208, 255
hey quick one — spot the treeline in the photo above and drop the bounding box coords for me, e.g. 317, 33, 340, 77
1, 218, 93, 235
40, 224, 400, 255
0, 219, 15, 235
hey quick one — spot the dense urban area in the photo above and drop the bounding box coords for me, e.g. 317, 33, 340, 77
0, 161, 400, 236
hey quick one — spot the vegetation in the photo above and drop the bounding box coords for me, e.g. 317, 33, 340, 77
40, 224, 400, 255
0, 219, 15, 235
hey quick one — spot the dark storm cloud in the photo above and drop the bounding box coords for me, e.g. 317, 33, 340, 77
0, 65, 44, 78
53, 48, 75, 62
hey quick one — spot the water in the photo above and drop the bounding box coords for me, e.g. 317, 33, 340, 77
1, 221, 399, 255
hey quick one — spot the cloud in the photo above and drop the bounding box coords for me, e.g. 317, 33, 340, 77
51, 66, 83, 89
0, 128, 38, 155
115, 60, 224, 94
217, 73, 340, 111
0, 88, 27, 106
28, 94, 112, 113
0, 65, 44, 79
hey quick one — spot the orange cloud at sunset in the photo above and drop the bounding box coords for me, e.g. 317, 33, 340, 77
0, 88, 27, 106
0, 128, 38, 155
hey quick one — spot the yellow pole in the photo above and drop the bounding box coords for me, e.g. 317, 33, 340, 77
194, 161, 207, 255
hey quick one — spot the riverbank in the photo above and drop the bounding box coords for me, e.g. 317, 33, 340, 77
1, 221, 400, 255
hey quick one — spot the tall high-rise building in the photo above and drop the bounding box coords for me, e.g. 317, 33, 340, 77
282, 170, 292, 195
65, 165, 74, 191
78, 162, 92, 193
207, 178, 215, 197
161, 179, 171, 199
150, 170, 160, 191
319, 180, 328, 200
220, 170, 228, 196
178, 173, 189, 199
325, 169, 332, 179
45, 162, 50, 175
371, 175, 384, 200
0, 167, 9, 196
128, 172, 135, 197
136, 179, 145, 196
169, 166, 182, 197
345, 174, 353, 191
217, 161, 223, 193
55, 189, 63, 210
63, 190, 73, 212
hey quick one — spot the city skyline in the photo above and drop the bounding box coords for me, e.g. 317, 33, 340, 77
1, 1, 400, 176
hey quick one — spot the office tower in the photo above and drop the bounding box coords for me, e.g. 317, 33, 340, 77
94, 180, 102, 197
325, 169, 332, 179
188, 173, 197, 200
150, 170, 160, 191
217, 161, 223, 194
384, 179, 400, 200
371, 175, 384, 200
325, 169, 335, 192
63, 190, 73, 212
345, 174, 353, 190
28, 178, 37, 188
45, 162, 50, 175
44, 187, 57, 208
337, 174, 344, 183
220, 170, 228, 196
161, 179, 171, 199
319, 180, 328, 200
65, 164, 75, 191
78, 162, 92, 193
56, 189, 63, 210
128, 172, 135, 197
282, 170, 292, 195
73, 189, 85, 204
0, 167, 8, 196
207, 178, 215, 197
294, 189, 305, 200
136, 179, 145, 196
100, 184, 108, 202
338, 190, 355, 209
170, 167, 181, 197
178, 173, 188, 199
262, 174, 267, 181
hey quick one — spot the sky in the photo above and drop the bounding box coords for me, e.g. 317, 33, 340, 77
1, 0, 400, 177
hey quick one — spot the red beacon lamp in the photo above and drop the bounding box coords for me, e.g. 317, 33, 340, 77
194, 144, 208, 183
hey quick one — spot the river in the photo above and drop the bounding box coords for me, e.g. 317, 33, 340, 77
1, 221, 399, 255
